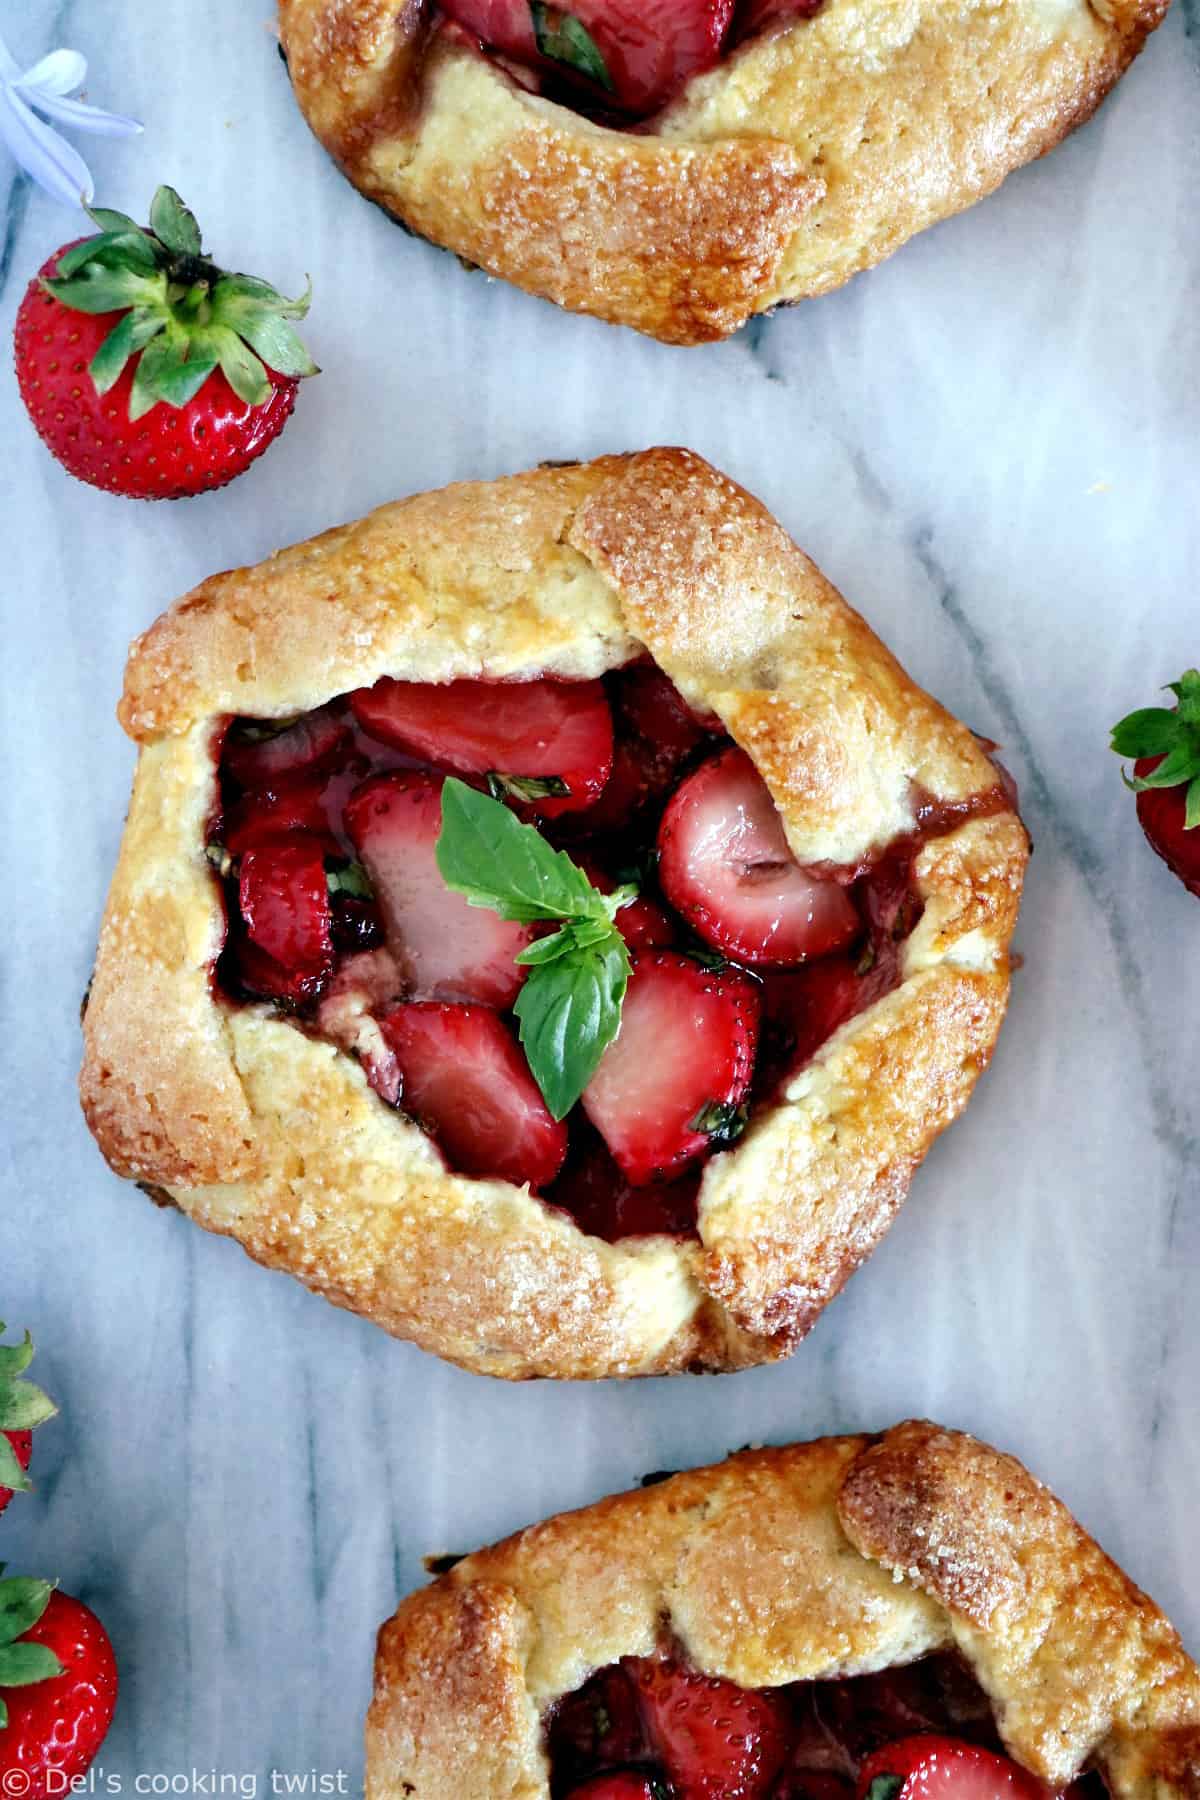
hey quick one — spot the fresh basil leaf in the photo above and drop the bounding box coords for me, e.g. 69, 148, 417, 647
0, 1578, 52, 1649
515, 930, 629, 1119
0, 1641, 64, 1687
530, 2, 613, 89
0, 1381, 57, 1431
1110, 708, 1183, 759
150, 185, 203, 257
89, 309, 166, 395
0, 1435, 31, 1494
516, 926, 580, 967
569, 913, 621, 951
436, 779, 602, 924
486, 771, 571, 805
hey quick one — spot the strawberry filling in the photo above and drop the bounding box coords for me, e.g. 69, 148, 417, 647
546, 1652, 1106, 1800
209, 663, 1014, 1238
434, 0, 828, 119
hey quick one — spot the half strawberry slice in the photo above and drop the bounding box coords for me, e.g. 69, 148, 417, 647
582, 951, 760, 1185
236, 838, 334, 1002
439, 0, 737, 115
856, 1736, 1055, 1800
631, 1656, 791, 1800
223, 704, 350, 788
350, 676, 613, 817
346, 772, 535, 1007
658, 746, 860, 966
379, 1002, 568, 1187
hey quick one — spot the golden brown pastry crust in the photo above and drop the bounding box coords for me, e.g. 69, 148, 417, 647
366, 1423, 1200, 1800
277, 0, 1168, 344
81, 449, 1027, 1379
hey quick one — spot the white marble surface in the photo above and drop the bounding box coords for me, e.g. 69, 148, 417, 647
2, 0, 1198, 1787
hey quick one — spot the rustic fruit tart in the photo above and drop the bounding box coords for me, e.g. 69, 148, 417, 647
366, 1423, 1200, 1798
81, 450, 1027, 1379
277, 0, 1166, 343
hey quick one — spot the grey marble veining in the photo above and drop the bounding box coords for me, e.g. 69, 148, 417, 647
1, 1, 1198, 1787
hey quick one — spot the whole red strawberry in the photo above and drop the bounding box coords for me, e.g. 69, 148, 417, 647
0, 1327, 56, 1518
1111, 670, 1200, 899
14, 186, 316, 500
0, 1579, 117, 1798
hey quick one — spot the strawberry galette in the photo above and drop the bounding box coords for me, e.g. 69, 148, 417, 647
80, 449, 1027, 1379
366, 1423, 1200, 1799
277, 0, 1166, 343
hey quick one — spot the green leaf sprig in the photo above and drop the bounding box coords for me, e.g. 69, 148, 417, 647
529, 2, 614, 90
44, 184, 318, 422
0, 1569, 62, 1728
1111, 669, 1200, 830
0, 1325, 56, 1498
435, 778, 635, 1118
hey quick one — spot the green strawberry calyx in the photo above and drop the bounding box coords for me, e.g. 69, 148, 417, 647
1111, 669, 1200, 831
0, 1324, 57, 1497
0, 1567, 64, 1730
42, 185, 318, 422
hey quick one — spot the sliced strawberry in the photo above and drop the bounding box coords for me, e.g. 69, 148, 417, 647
548, 1661, 653, 1788
735, 0, 825, 42
812, 1666, 962, 1771
345, 772, 534, 1007
546, 1124, 700, 1240
577, 856, 675, 952
630, 1656, 791, 1800
616, 663, 716, 763
439, 0, 736, 115
378, 1002, 567, 1187
223, 704, 350, 789
758, 954, 875, 1088
658, 746, 860, 966
0, 1429, 32, 1517
350, 676, 613, 817
236, 838, 333, 1002
561, 668, 721, 839
1134, 755, 1200, 897
559, 735, 667, 838
583, 951, 760, 1185
565, 1778, 663, 1800
224, 771, 340, 856
855, 1736, 1053, 1800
